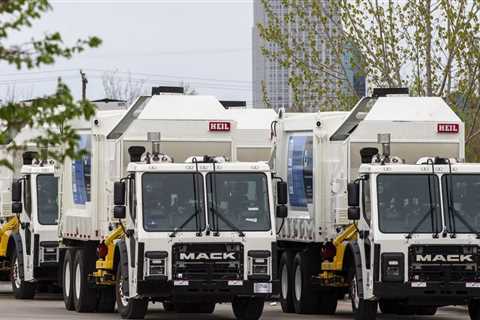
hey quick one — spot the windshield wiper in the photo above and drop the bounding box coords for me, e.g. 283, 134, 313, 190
210, 207, 245, 237
405, 208, 437, 239
446, 207, 480, 239
169, 209, 202, 238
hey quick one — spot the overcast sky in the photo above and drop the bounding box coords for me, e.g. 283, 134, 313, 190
0, 0, 254, 103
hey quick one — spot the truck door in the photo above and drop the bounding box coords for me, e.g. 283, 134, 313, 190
359, 178, 373, 270
125, 175, 140, 294
19, 175, 35, 281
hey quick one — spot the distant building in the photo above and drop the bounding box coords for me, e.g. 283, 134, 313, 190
252, 1, 366, 111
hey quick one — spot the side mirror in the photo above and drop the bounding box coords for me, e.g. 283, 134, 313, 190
113, 205, 126, 219
114, 181, 126, 206
276, 205, 288, 218
12, 202, 22, 214
12, 180, 22, 202
347, 182, 360, 207
277, 181, 288, 205
348, 207, 360, 220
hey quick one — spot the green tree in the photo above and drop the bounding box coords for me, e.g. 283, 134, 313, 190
258, 0, 480, 159
0, 0, 101, 168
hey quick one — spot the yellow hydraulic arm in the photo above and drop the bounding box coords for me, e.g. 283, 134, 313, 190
0, 216, 19, 257
319, 224, 358, 286
93, 226, 125, 285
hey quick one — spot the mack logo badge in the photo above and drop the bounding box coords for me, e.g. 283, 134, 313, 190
415, 254, 473, 263
179, 252, 236, 260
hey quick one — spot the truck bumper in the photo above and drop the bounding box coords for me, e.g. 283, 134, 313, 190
374, 282, 480, 305
137, 279, 279, 302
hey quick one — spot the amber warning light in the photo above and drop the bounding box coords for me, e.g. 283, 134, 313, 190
209, 121, 231, 132
437, 123, 459, 133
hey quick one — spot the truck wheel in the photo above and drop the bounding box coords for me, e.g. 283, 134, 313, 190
116, 265, 148, 319
279, 251, 295, 313
163, 301, 175, 312
97, 286, 115, 313
318, 293, 338, 314
62, 249, 75, 310
469, 300, 480, 319
349, 268, 377, 320
175, 302, 216, 313
73, 249, 97, 312
292, 252, 318, 314
0, 271, 10, 281
10, 249, 35, 299
232, 297, 264, 320
416, 306, 437, 316
379, 300, 397, 314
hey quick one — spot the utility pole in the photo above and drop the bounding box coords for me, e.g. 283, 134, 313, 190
80, 70, 88, 101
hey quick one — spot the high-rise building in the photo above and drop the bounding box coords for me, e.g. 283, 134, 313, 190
252, 1, 365, 111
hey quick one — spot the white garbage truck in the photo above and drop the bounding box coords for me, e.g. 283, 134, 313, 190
59, 90, 283, 319
272, 88, 480, 320
0, 128, 60, 298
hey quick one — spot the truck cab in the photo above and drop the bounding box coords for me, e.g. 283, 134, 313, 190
109, 152, 284, 319
0, 154, 59, 299
348, 153, 480, 319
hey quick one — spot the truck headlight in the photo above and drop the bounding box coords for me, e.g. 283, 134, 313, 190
145, 251, 168, 277
248, 250, 271, 279
381, 253, 404, 282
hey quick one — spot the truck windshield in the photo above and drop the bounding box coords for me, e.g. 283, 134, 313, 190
377, 174, 441, 234
142, 173, 205, 232
206, 173, 270, 232
442, 174, 480, 234
36, 175, 58, 225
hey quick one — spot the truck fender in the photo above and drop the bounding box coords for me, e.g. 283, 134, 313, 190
11, 232, 25, 280
346, 241, 364, 299
117, 239, 130, 297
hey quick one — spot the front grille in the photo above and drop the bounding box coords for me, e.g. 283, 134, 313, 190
409, 245, 479, 282
172, 243, 243, 281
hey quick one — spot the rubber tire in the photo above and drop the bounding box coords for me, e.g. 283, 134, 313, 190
469, 300, 480, 320
116, 265, 148, 319
292, 252, 319, 314
175, 302, 216, 313
72, 249, 97, 312
279, 251, 295, 313
349, 268, 377, 320
97, 286, 115, 313
62, 249, 75, 310
11, 249, 35, 299
416, 306, 437, 316
232, 297, 264, 320
318, 292, 338, 315
0, 271, 10, 281
163, 301, 175, 312
379, 300, 397, 314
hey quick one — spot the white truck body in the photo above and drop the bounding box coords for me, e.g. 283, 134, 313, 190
60, 95, 276, 242
274, 97, 463, 243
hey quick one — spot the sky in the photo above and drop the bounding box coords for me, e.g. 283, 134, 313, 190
0, 0, 254, 104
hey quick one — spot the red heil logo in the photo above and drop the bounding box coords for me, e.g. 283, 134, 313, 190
209, 121, 231, 132
437, 123, 459, 133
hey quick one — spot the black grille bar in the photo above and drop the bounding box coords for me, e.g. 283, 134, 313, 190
172, 243, 243, 281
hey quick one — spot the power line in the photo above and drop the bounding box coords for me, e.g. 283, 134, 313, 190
0, 68, 253, 85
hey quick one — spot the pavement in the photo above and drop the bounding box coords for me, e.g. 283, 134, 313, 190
0, 282, 470, 320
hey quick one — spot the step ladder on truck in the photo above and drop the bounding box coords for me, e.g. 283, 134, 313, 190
271, 88, 480, 320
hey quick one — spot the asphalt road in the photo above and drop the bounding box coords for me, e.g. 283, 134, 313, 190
0, 282, 470, 320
